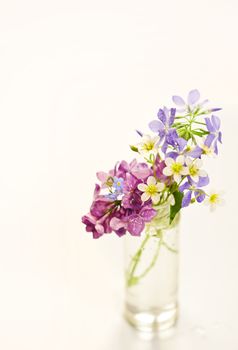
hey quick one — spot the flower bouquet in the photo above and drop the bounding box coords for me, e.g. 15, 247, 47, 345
82, 89, 223, 331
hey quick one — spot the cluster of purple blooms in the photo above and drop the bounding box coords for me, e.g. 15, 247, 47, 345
82, 90, 222, 239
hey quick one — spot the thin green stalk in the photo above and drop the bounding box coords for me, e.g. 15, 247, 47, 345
134, 233, 163, 281
126, 233, 151, 287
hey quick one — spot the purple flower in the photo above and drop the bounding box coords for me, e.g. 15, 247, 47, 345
117, 159, 151, 180
122, 173, 142, 210
110, 205, 157, 236
166, 137, 203, 160
172, 89, 221, 114
149, 107, 178, 153
179, 176, 209, 207
204, 115, 222, 155
172, 89, 207, 113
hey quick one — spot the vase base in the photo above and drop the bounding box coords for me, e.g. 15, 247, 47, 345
124, 302, 178, 332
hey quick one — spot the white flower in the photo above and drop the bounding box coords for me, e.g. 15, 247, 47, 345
138, 176, 165, 204
137, 135, 160, 157
162, 155, 188, 183
198, 138, 215, 157
204, 191, 224, 211
185, 157, 207, 182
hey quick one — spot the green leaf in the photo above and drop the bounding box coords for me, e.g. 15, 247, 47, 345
170, 191, 184, 224
130, 145, 138, 152
192, 130, 207, 137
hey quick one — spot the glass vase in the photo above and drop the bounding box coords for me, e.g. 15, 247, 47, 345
124, 204, 180, 331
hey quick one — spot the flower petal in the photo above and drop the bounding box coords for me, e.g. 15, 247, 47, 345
176, 155, 185, 164
181, 166, 189, 175
172, 95, 185, 106
182, 191, 192, 207
149, 119, 164, 133
128, 215, 145, 236
147, 176, 156, 185
185, 157, 193, 166
141, 192, 150, 202
137, 183, 148, 192
140, 206, 157, 222
187, 89, 200, 105
157, 108, 167, 124
188, 145, 203, 158
198, 169, 207, 177
156, 182, 165, 192
151, 193, 161, 204
211, 115, 221, 130
174, 174, 181, 183
204, 134, 216, 147
163, 167, 173, 176
165, 157, 174, 166
205, 117, 215, 132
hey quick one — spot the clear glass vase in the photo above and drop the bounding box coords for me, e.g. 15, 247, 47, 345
124, 204, 180, 331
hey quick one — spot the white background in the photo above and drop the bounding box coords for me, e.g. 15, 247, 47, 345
0, 0, 238, 349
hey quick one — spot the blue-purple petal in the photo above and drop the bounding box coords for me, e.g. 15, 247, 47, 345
187, 89, 200, 105
195, 191, 205, 203
218, 131, 222, 143
157, 109, 166, 124
168, 108, 176, 126
179, 181, 190, 192
149, 119, 164, 133
204, 133, 216, 147
211, 115, 221, 130
172, 95, 185, 106
205, 117, 215, 132
188, 145, 203, 158
182, 191, 192, 207
214, 140, 218, 155
166, 151, 179, 160
196, 175, 209, 187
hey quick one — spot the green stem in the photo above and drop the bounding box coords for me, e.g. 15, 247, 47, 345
162, 241, 178, 253
126, 233, 150, 286
126, 230, 164, 287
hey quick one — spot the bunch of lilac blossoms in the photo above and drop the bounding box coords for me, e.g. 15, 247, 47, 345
82, 89, 223, 286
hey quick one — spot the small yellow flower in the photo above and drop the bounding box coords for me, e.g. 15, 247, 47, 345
138, 176, 165, 204
137, 135, 160, 157
163, 155, 188, 183
205, 191, 224, 211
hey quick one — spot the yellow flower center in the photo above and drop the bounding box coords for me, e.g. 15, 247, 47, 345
171, 163, 182, 174
189, 165, 198, 176
202, 145, 213, 155
143, 141, 154, 151
209, 193, 218, 203
146, 184, 158, 195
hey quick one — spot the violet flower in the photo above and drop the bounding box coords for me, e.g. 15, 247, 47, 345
149, 107, 178, 153
110, 206, 157, 236
172, 89, 221, 114
179, 176, 209, 207
204, 115, 222, 154
166, 137, 203, 160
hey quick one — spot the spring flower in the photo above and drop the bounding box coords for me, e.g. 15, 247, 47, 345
163, 155, 188, 183
149, 107, 178, 153
204, 115, 222, 155
113, 177, 124, 192
185, 158, 207, 183
167, 137, 203, 160
138, 176, 165, 204
198, 138, 215, 157
117, 159, 151, 180
179, 176, 209, 207
110, 206, 157, 236
204, 191, 224, 211
137, 134, 160, 156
